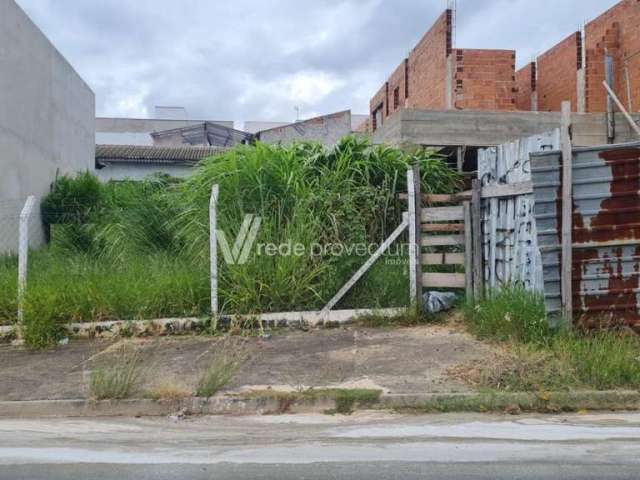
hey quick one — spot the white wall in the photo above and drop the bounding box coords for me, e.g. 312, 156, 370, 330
95, 164, 194, 182
0, 0, 95, 253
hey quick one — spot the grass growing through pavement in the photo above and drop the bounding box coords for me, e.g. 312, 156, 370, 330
89, 348, 142, 400
196, 351, 245, 397
463, 285, 640, 391
245, 388, 382, 415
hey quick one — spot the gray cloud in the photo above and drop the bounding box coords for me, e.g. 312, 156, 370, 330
16, 0, 621, 122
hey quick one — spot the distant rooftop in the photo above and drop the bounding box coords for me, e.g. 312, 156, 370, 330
95, 144, 226, 166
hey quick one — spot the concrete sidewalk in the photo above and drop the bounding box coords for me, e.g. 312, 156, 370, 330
0, 323, 493, 402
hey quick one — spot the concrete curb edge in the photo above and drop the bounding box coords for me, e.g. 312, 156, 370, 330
1, 391, 639, 418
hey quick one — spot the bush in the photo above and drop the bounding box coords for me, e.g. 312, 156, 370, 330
464, 285, 551, 344
41, 171, 102, 226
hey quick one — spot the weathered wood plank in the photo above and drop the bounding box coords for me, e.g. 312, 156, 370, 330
421, 206, 464, 222
398, 191, 472, 203
471, 180, 483, 299
464, 202, 473, 302
422, 253, 465, 265
422, 272, 466, 289
561, 101, 573, 322
481, 181, 533, 199
421, 235, 464, 247
489, 197, 498, 288
421, 223, 464, 232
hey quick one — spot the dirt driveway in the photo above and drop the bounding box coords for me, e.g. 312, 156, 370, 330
0, 321, 494, 401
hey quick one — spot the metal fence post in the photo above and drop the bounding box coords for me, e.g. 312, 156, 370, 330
209, 185, 219, 318
560, 101, 573, 323
17, 196, 36, 324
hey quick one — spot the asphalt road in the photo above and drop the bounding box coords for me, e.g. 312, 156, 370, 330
0, 411, 639, 479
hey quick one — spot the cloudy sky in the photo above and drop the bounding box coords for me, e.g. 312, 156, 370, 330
17, 0, 619, 123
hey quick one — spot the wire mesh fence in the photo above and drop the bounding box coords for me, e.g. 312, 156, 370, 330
0, 197, 43, 326
0, 186, 412, 331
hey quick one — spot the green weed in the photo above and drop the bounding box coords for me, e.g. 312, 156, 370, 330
89, 348, 142, 400
464, 285, 551, 344
196, 350, 245, 397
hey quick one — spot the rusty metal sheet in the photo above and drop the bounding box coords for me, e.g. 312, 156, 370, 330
531, 142, 640, 328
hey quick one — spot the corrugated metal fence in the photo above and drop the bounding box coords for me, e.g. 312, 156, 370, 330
531, 142, 640, 327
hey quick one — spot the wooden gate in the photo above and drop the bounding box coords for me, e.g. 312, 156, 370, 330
407, 165, 477, 311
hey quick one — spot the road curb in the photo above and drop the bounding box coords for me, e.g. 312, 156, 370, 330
377, 391, 640, 413
0, 390, 639, 418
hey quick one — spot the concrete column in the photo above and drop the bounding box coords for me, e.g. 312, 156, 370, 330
445, 54, 454, 110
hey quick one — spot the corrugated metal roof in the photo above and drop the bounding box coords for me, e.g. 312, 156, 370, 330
95, 144, 227, 164
150, 122, 253, 147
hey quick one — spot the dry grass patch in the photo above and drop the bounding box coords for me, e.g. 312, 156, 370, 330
149, 378, 193, 401
451, 344, 582, 392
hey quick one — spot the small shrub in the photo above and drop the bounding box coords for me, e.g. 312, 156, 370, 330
196, 351, 244, 397
464, 285, 551, 344
89, 349, 141, 400
41, 171, 102, 226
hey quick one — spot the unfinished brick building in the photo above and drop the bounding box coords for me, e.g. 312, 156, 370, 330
371, 0, 640, 132
516, 0, 639, 114
370, 10, 517, 131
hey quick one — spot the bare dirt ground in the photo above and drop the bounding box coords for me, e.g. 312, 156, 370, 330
0, 320, 495, 401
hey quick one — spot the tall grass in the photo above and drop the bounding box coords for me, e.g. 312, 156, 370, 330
464, 286, 640, 391
552, 332, 640, 390
171, 137, 460, 313
464, 285, 550, 344
0, 137, 462, 344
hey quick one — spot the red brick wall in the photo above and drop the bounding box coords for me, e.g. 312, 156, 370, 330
515, 62, 536, 111
585, 0, 640, 113
537, 32, 582, 112
406, 9, 453, 110
453, 49, 516, 111
369, 82, 387, 131
387, 59, 409, 115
